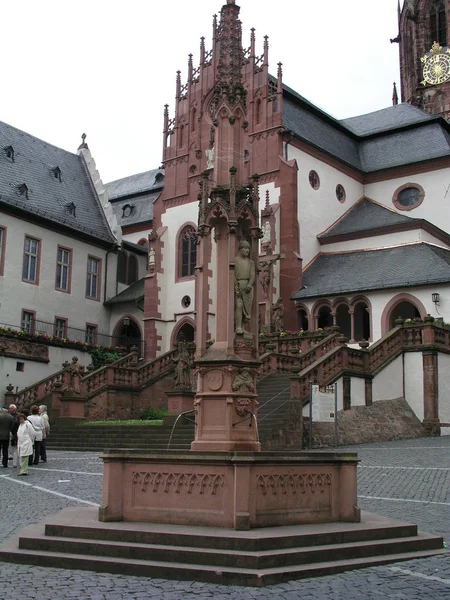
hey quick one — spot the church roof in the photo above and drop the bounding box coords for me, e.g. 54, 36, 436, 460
0, 121, 116, 246
292, 243, 450, 300
106, 168, 164, 200
318, 197, 418, 240
282, 85, 450, 173
109, 191, 159, 228
340, 104, 435, 136
104, 277, 145, 305
106, 168, 164, 228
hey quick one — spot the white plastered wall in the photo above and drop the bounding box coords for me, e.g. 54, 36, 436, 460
364, 167, 450, 230
373, 355, 403, 401
404, 352, 424, 420
158, 203, 199, 353
0, 346, 93, 402
0, 213, 111, 337
287, 144, 364, 266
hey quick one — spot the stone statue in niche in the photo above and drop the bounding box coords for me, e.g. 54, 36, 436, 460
173, 342, 192, 391
65, 356, 82, 394
261, 221, 271, 244
234, 240, 256, 335
272, 298, 284, 332
148, 247, 156, 269
232, 368, 254, 393
205, 125, 215, 170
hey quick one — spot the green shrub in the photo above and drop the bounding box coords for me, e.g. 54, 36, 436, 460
89, 347, 121, 369
139, 407, 168, 421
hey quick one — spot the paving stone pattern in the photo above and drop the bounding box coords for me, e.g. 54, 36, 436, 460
1, 437, 450, 599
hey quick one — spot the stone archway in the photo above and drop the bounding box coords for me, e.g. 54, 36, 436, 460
171, 320, 195, 348
381, 293, 427, 335
114, 317, 142, 353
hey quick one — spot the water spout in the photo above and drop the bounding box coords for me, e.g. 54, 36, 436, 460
167, 409, 195, 450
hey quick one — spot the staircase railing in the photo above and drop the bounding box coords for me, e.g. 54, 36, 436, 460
13, 369, 66, 413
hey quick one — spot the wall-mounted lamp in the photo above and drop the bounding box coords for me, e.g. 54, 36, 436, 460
123, 317, 131, 327
432, 293, 440, 306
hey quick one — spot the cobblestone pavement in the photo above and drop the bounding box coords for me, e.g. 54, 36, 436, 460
1, 436, 450, 599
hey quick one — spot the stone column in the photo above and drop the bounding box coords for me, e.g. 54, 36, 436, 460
422, 350, 440, 435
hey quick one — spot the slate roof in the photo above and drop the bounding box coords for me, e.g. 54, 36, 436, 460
106, 169, 164, 200
0, 121, 116, 245
292, 243, 450, 300
104, 277, 145, 305
282, 88, 361, 170
281, 84, 450, 172
109, 191, 159, 228
122, 239, 148, 255
318, 198, 418, 240
106, 169, 164, 228
341, 104, 435, 136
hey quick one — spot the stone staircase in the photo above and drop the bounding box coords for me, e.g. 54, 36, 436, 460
46, 373, 295, 452
0, 506, 445, 587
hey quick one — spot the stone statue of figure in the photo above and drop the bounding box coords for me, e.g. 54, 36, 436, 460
205, 147, 215, 170
173, 342, 192, 391
65, 356, 81, 394
148, 247, 155, 269
272, 298, 284, 332
232, 368, 254, 393
234, 240, 256, 335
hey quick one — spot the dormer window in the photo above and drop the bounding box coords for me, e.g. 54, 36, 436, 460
122, 204, 133, 218
154, 172, 164, 184
18, 184, 29, 199
52, 167, 62, 182
66, 202, 76, 217
5, 146, 14, 162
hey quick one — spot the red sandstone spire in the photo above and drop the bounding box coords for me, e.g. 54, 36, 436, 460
214, 0, 246, 109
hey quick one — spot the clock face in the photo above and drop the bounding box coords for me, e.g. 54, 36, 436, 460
422, 52, 450, 85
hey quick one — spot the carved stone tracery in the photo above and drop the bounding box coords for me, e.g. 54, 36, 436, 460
132, 471, 224, 496
256, 473, 332, 496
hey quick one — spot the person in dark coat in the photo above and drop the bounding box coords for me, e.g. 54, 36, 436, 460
0, 407, 14, 468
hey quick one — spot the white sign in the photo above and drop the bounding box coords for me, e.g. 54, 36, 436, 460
311, 384, 336, 422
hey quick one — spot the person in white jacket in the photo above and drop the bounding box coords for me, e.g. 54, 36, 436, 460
27, 405, 44, 466
17, 413, 36, 476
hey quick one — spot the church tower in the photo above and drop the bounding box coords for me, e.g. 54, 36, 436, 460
398, 0, 450, 118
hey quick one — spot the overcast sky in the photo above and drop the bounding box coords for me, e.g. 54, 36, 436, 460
2, 1, 402, 183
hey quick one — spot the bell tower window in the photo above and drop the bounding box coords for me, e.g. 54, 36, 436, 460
431, 1, 447, 47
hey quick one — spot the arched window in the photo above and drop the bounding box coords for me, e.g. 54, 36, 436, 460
297, 309, 309, 331
317, 306, 333, 329
335, 304, 351, 339
127, 255, 138, 284
117, 251, 127, 284
354, 302, 371, 342
431, 1, 447, 47
255, 98, 261, 125
179, 226, 197, 278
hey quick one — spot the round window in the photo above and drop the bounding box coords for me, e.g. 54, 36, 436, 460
336, 184, 346, 203
393, 183, 425, 211
308, 170, 320, 190
182, 296, 191, 308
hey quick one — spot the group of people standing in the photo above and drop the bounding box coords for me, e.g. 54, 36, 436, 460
0, 404, 50, 476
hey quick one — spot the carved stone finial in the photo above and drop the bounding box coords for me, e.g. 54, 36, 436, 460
392, 82, 398, 106
78, 133, 88, 150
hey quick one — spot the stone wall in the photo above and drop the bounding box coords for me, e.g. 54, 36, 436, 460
307, 398, 426, 448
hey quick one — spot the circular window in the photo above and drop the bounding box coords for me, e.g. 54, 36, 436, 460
392, 183, 425, 211
181, 295, 191, 308
122, 204, 133, 218
309, 170, 320, 190
336, 184, 346, 203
